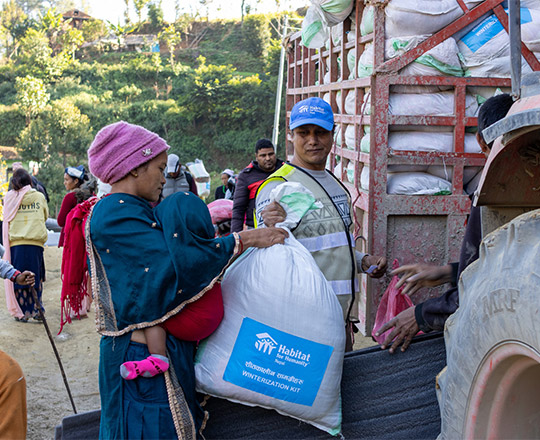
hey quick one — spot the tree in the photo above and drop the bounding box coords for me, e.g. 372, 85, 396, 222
123, 0, 131, 25
147, 0, 164, 32
133, 0, 150, 25
17, 99, 93, 213
14, 0, 46, 17
240, 0, 261, 25
15, 75, 50, 125
38, 8, 83, 59
159, 24, 182, 70
17, 28, 69, 79
81, 18, 107, 43
106, 21, 136, 47
0, 0, 28, 57
58, 25, 83, 59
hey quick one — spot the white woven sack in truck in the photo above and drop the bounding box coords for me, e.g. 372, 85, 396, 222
426, 165, 482, 187
457, 7, 540, 77
363, 91, 479, 116
301, 6, 328, 48
301, 0, 353, 48
387, 172, 452, 195
195, 183, 346, 435
385, 0, 484, 39
388, 132, 481, 153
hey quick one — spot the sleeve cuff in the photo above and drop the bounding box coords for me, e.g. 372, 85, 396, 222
450, 262, 459, 287
414, 302, 432, 333
355, 251, 368, 273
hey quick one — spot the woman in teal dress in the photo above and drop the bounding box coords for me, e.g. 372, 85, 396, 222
87, 121, 286, 439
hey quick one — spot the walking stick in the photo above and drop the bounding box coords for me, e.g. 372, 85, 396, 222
30, 286, 78, 414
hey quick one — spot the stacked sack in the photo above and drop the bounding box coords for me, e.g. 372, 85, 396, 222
455, 1, 540, 77
346, 0, 494, 195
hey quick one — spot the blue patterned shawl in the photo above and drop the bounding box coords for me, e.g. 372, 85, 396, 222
87, 192, 238, 439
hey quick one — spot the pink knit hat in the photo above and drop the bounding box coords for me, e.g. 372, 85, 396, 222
88, 121, 170, 184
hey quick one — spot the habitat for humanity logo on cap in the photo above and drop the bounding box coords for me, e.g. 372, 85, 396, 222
289, 97, 334, 131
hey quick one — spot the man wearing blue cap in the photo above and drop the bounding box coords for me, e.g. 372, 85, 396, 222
255, 97, 387, 351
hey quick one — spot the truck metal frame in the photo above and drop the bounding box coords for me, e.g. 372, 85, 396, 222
285, 0, 540, 333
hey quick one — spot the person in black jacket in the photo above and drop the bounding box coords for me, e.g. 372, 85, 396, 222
231, 139, 283, 232
214, 169, 235, 200
375, 93, 514, 353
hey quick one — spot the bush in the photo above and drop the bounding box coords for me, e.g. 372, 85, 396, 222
0, 105, 25, 145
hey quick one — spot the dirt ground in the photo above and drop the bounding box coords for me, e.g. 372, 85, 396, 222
0, 246, 100, 439
0, 246, 376, 439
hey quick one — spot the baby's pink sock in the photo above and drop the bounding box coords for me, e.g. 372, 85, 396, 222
120, 354, 169, 380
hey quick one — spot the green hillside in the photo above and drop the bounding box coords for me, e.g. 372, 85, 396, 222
0, 3, 302, 211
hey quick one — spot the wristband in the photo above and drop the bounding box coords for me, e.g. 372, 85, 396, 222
10, 270, 21, 282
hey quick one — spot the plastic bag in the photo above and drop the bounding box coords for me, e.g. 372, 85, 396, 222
371, 260, 415, 344
195, 183, 345, 435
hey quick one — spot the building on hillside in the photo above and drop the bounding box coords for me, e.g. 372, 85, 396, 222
124, 34, 160, 53
62, 9, 93, 29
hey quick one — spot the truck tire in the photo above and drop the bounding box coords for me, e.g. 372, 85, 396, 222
437, 209, 540, 440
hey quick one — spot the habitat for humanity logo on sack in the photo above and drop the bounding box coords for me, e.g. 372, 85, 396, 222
223, 317, 334, 406
255, 332, 311, 367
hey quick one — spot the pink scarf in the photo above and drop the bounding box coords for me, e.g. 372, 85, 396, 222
3, 185, 31, 318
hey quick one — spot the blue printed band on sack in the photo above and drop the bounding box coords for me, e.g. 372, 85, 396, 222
223, 317, 334, 406
461, 8, 532, 53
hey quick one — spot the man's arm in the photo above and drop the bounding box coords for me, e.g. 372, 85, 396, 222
231, 172, 249, 232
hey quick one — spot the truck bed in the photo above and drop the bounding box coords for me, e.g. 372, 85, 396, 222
55, 333, 446, 440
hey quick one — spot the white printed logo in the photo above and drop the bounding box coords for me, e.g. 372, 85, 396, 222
255, 332, 278, 355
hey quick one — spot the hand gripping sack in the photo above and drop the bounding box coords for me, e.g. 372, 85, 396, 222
195, 184, 346, 435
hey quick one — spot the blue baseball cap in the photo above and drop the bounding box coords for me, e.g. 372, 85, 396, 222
289, 97, 334, 131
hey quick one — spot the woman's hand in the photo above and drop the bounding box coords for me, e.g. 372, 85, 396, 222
15, 271, 35, 286
238, 227, 288, 250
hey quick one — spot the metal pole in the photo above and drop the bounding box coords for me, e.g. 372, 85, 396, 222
509, 0, 522, 99
272, 15, 289, 148
31, 287, 78, 414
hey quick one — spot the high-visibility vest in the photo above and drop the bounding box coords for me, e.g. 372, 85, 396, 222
255, 163, 358, 322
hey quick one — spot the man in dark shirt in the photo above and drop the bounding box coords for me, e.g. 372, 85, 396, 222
231, 139, 283, 232
376, 93, 515, 353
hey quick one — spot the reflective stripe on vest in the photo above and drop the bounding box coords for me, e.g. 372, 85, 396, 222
297, 231, 355, 253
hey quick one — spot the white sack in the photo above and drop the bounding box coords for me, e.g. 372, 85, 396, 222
385, 0, 483, 39
346, 160, 355, 183
360, 5, 374, 36
388, 132, 482, 153
457, 8, 540, 77
388, 92, 479, 116
360, 132, 370, 153
195, 184, 345, 435
301, 6, 329, 49
334, 125, 343, 147
333, 158, 342, 178
387, 171, 452, 195
345, 124, 355, 149
360, 166, 369, 190
427, 165, 482, 185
